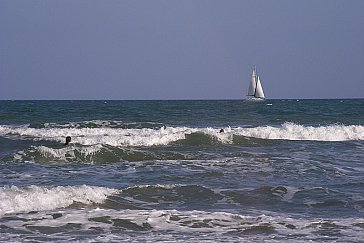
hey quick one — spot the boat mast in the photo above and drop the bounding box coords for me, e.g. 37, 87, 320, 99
253, 65, 258, 97
247, 65, 257, 97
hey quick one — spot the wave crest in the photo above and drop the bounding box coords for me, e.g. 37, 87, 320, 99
235, 122, 364, 141
0, 185, 119, 215
1, 122, 363, 149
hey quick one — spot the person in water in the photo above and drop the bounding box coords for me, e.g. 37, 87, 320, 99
64, 136, 71, 145
219, 129, 224, 133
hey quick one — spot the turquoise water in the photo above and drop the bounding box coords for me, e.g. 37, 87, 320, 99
0, 99, 364, 242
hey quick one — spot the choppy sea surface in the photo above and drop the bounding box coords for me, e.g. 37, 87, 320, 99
0, 99, 363, 242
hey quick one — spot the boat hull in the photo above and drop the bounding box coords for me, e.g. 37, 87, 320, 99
246, 97, 265, 101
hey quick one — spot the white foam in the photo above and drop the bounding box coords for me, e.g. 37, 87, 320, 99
1, 122, 363, 147
271, 186, 300, 202
127, 184, 186, 190
233, 122, 364, 141
0, 185, 119, 216
38, 144, 103, 161
13, 144, 106, 163
5, 208, 364, 240
0, 125, 194, 146
0, 207, 363, 242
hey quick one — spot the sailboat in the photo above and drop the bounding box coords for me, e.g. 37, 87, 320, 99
247, 65, 265, 100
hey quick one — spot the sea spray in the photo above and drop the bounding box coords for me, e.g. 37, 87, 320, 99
1, 123, 364, 148
233, 122, 364, 141
0, 185, 119, 215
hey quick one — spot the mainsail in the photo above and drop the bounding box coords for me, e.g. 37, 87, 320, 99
247, 66, 265, 99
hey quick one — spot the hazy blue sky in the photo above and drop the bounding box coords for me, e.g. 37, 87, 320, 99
1, 0, 363, 100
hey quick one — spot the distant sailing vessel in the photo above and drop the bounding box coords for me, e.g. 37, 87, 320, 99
247, 65, 265, 100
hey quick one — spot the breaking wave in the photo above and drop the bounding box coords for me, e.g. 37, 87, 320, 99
0, 185, 119, 216
1, 183, 364, 242
1, 122, 363, 149
235, 122, 364, 141
13, 145, 190, 163
0, 123, 230, 147
1, 208, 363, 242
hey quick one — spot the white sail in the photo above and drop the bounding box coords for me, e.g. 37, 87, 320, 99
246, 66, 265, 100
254, 76, 265, 98
247, 66, 257, 96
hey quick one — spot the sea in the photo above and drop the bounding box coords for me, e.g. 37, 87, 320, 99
0, 99, 363, 242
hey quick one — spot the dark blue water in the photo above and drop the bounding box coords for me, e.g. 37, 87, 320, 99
0, 100, 363, 242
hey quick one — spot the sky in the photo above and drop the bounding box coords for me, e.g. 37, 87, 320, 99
0, 0, 363, 100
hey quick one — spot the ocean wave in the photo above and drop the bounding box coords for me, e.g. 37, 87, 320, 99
122, 184, 223, 205
0, 185, 119, 216
234, 122, 364, 141
1, 208, 363, 242
37, 120, 164, 129
13, 145, 105, 163
118, 184, 361, 213
1, 182, 363, 241
1, 122, 363, 148
0, 124, 230, 147
13, 145, 188, 163
0, 124, 190, 146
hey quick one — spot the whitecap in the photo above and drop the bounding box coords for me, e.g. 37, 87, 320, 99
233, 122, 364, 141
0, 185, 119, 216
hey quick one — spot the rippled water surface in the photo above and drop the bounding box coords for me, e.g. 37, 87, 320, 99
0, 100, 363, 242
